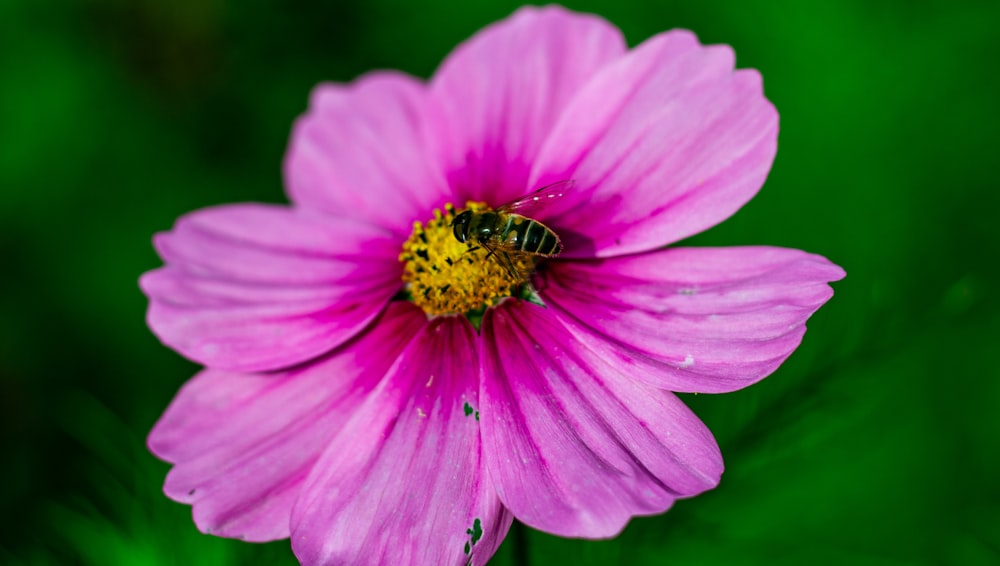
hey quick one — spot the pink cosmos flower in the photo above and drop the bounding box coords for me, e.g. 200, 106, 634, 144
142, 5, 844, 565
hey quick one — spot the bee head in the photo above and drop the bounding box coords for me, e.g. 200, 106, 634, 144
452, 210, 472, 243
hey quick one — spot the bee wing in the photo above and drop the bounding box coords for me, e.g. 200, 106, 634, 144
496, 180, 574, 217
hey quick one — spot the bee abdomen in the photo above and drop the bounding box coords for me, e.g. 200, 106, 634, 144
536, 227, 562, 256
506, 215, 561, 256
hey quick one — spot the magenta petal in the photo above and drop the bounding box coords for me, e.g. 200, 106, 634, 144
530, 30, 778, 257
147, 302, 427, 542
480, 301, 723, 538
541, 246, 846, 393
140, 203, 401, 372
291, 316, 511, 566
284, 72, 451, 237
426, 5, 626, 205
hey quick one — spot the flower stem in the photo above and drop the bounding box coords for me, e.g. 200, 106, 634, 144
511, 519, 530, 565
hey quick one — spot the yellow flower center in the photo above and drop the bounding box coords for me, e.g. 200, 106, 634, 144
399, 202, 535, 316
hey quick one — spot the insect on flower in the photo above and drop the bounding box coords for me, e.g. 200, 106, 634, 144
451, 180, 570, 282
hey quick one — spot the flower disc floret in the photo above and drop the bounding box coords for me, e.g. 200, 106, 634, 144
399, 202, 533, 316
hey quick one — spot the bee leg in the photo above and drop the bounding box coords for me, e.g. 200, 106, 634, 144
480, 242, 497, 263
479, 242, 516, 281
496, 251, 523, 282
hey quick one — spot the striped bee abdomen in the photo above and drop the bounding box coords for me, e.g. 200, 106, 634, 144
503, 214, 562, 256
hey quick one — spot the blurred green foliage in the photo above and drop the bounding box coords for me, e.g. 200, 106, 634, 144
1, 0, 997, 564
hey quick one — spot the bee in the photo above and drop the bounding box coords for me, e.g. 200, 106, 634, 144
451, 180, 571, 280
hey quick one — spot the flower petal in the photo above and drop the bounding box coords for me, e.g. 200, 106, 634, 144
530, 30, 778, 257
291, 316, 511, 566
426, 5, 626, 205
284, 72, 451, 237
540, 246, 845, 393
480, 300, 723, 538
147, 302, 427, 542
140, 203, 401, 372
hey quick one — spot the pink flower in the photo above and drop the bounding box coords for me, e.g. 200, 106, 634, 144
142, 6, 844, 565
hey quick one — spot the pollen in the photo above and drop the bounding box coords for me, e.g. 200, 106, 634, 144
399, 202, 533, 316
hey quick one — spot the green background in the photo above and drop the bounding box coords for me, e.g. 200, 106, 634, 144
2, 0, 997, 564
